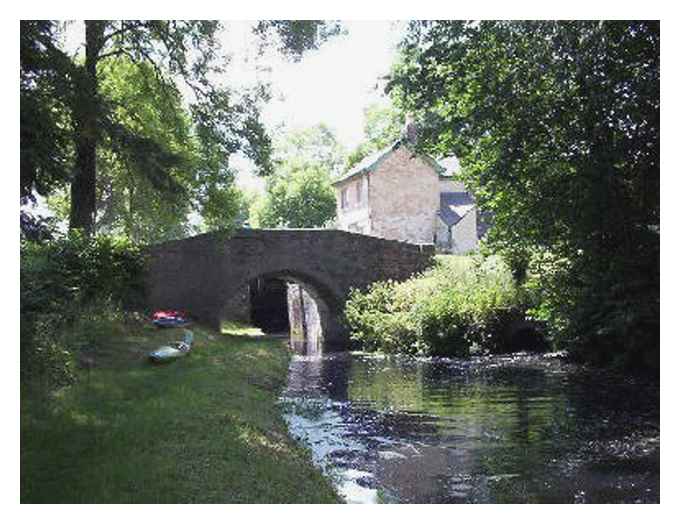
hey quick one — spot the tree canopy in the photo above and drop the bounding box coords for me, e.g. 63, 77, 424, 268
44, 58, 202, 242
20, 20, 342, 237
389, 21, 659, 366
250, 124, 340, 228
250, 163, 336, 229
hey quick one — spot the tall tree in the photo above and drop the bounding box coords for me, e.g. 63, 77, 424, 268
389, 21, 659, 366
93, 59, 195, 241
20, 20, 342, 236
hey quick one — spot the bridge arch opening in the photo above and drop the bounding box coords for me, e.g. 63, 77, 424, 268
237, 270, 345, 355
249, 277, 290, 334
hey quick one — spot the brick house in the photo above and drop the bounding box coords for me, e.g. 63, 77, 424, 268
332, 139, 487, 253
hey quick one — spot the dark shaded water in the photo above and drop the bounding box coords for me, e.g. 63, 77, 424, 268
280, 350, 659, 504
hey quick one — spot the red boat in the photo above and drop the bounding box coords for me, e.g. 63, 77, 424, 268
152, 310, 190, 327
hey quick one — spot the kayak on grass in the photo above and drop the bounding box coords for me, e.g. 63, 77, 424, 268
152, 309, 190, 328
149, 330, 194, 363
153, 317, 191, 328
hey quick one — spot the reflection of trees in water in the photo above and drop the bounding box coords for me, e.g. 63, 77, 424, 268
346, 357, 579, 502
473, 363, 659, 503
321, 355, 353, 401
284, 353, 659, 502
560, 367, 659, 440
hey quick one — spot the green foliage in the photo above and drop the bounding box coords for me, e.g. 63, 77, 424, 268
200, 185, 253, 230
21, 233, 145, 311
20, 21, 74, 201
345, 281, 414, 354
20, 233, 146, 387
523, 244, 660, 369
251, 164, 336, 228
345, 103, 404, 170
251, 125, 341, 228
389, 21, 659, 368
345, 255, 528, 357
274, 123, 346, 176
93, 59, 198, 241
20, 20, 343, 235
253, 20, 345, 61
42, 55, 253, 243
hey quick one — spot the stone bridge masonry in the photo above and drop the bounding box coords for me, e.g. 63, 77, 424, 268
144, 228, 434, 347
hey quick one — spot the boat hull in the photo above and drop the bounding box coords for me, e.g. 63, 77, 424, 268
149, 347, 187, 363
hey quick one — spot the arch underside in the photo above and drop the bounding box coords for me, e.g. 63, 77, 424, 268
219, 269, 347, 347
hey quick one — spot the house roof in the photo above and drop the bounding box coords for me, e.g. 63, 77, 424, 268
439, 191, 476, 226
332, 139, 445, 186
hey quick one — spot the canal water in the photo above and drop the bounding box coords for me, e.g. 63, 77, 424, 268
279, 349, 659, 504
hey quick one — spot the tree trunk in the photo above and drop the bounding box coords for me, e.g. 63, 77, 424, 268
69, 21, 105, 235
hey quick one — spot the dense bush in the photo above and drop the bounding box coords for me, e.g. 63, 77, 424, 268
20, 233, 146, 387
345, 255, 531, 357
523, 240, 659, 370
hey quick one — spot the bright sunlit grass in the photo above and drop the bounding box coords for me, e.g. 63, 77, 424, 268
220, 320, 266, 337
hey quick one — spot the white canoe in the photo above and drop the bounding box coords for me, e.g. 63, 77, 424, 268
149, 346, 187, 362
149, 330, 193, 363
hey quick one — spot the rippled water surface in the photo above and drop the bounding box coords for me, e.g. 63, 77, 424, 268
280, 350, 659, 504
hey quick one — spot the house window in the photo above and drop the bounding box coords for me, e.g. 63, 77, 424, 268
341, 187, 349, 209
356, 179, 363, 204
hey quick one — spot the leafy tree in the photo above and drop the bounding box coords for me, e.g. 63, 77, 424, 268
251, 163, 336, 229
20, 22, 73, 210
389, 21, 659, 367
21, 233, 146, 386
253, 20, 344, 60
345, 103, 404, 170
201, 185, 255, 230
99, 58, 195, 240
250, 125, 342, 228
43, 58, 207, 242
20, 20, 342, 236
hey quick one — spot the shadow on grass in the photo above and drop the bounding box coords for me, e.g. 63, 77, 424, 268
21, 322, 339, 503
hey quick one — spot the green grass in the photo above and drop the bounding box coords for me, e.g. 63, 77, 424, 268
20, 322, 340, 503
220, 320, 266, 337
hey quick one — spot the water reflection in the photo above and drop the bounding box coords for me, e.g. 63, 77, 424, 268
280, 349, 659, 504
289, 335, 323, 357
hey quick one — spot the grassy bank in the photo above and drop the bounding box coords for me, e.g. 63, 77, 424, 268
20, 322, 339, 503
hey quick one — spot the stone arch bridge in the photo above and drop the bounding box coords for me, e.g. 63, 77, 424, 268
145, 229, 434, 347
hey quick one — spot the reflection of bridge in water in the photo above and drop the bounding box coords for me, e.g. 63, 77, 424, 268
145, 228, 434, 347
